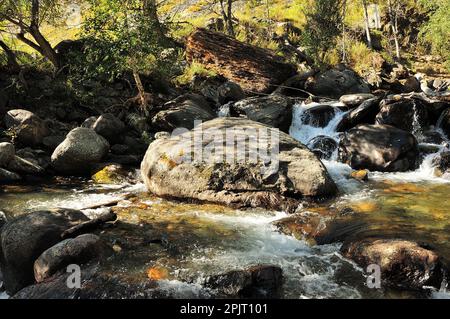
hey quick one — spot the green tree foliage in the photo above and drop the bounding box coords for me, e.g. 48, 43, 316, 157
301, 0, 346, 66
0, 0, 67, 68
75, 0, 180, 110
418, 0, 450, 70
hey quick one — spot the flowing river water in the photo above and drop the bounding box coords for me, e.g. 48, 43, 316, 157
0, 101, 449, 299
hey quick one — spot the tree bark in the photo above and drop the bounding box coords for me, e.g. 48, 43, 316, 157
186, 28, 297, 94
28, 25, 60, 68
219, 0, 235, 37
362, 0, 372, 49
0, 39, 19, 70
388, 0, 401, 60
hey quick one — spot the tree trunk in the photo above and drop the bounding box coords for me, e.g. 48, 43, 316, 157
28, 26, 60, 68
143, 0, 166, 40
219, 0, 235, 38
0, 39, 19, 70
362, 0, 372, 49
133, 69, 149, 113
186, 28, 297, 94
388, 0, 401, 60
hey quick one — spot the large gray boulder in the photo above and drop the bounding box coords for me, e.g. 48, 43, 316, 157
34, 234, 113, 283
0, 209, 89, 294
439, 108, 450, 139
305, 68, 370, 99
141, 118, 337, 211
336, 98, 381, 132
151, 94, 216, 131
230, 94, 294, 132
0, 167, 21, 183
0, 142, 15, 167
51, 128, 110, 175
375, 98, 429, 132
338, 124, 418, 172
4, 109, 49, 146
341, 239, 445, 290
7, 155, 44, 175
92, 113, 126, 144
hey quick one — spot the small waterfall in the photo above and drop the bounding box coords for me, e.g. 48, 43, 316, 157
411, 100, 423, 140
217, 102, 232, 117
289, 102, 347, 147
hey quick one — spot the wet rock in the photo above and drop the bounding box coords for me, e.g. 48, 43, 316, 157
420, 130, 447, 145
432, 151, 450, 176
7, 155, 44, 175
339, 94, 375, 107
51, 128, 110, 175
141, 118, 337, 211
305, 67, 371, 99
194, 76, 246, 105
4, 109, 49, 146
0, 142, 15, 167
341, 239, 445, 290
186, 28, 297, 94
122, 135, 149, 155
375, 99, 428, 132
205, 265, 283, 297
34, 234, 113, 283
110, 144, 129, 155
427, 102, 449, 126
107, 154, 142, 166
336, 97, 381, 132
92, 113, 126, 144
338, 124, 419, 172
42, 135, 66, 152
0, 209, 89, 294
307, 136, 338, 159
350, 170, 369, 181
0, 167, 21, 183
91, 164, 133, 184
0, 211, 7, 229
402, 76, 421, 93
438, 108, 450, 139
81, 116, 98, 128
151, 94, 215, 131
230, 94, 294, 132
301, 104, 336, 127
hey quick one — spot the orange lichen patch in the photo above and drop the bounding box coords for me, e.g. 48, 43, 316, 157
159, 153, 178, 169
350, 170, 369, 181
384, 183, 426, 194
350, 201, 379, 213
147, 266, 169, 281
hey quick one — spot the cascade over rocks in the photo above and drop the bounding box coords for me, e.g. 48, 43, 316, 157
375, 98, 429, 132
141, 118, 337, 211
338, 124, 419, 172
186, 28, 297, 94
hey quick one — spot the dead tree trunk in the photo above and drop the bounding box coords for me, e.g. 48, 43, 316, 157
186, 28, 297, 94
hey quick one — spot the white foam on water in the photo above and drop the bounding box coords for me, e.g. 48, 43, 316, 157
156, 279, 211, 298
370, 148, 450, 183
289, 101, 346, 147
182, 210, 362, 299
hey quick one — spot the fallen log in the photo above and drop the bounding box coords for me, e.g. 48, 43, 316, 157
61, 210, 117, 239
186, 28, 297, 94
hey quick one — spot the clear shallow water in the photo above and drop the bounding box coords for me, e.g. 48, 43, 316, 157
0, 101, 449, 299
